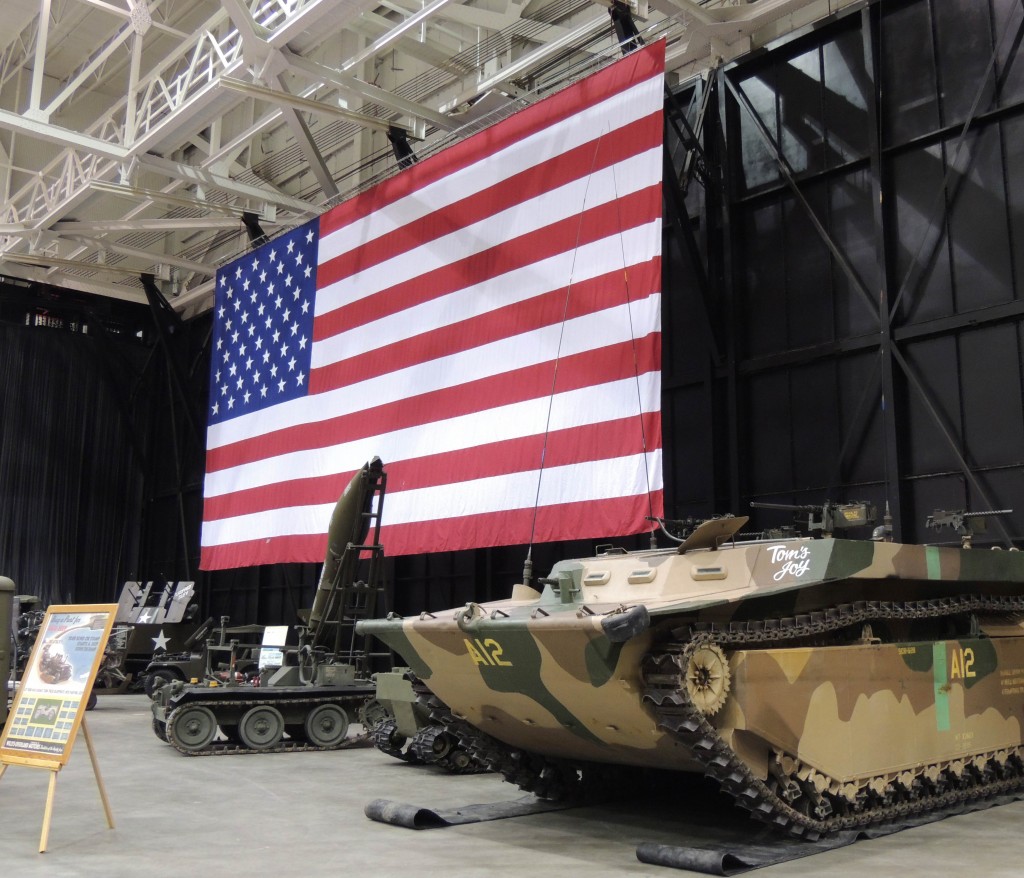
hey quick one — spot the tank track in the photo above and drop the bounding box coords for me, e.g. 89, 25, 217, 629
433, 699, 628, 796
411, 692, 491, 774
372, 717, 417, 761
158, 693, 372, 756
643, 594, 1024, 839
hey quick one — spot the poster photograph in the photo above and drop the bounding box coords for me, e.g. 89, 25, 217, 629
1, 604, 117, 767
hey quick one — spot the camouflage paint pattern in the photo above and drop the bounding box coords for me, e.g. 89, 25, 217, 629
358, 537, 1024, 775
722, 636, 1024, 782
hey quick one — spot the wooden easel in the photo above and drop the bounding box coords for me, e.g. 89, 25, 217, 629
0, 715, 115, 852
0, 603, 119, 852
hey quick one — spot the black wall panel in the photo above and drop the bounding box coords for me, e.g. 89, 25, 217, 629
829, 170, 878, 339
880, 1, 940, 145
889, 145, 955, 324
662, 0, 1024, 549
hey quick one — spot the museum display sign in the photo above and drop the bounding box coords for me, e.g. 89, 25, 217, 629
1, 604, 117, 768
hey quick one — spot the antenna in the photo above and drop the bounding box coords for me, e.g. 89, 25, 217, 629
526, 129, 608, 563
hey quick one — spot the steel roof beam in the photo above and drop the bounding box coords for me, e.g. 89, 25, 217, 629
219, 0, 338, 198
60, 233, 214, 276
0, 108, 129, 160
280, 49, 456, 132
0, 260, 148, 303
440, 13, 608, 112
136, 154, 316, 214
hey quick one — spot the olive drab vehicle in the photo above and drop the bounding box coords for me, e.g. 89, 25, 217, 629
358, 504, 1024, 838
151, 458, 388, 755
369, 667, 486, 773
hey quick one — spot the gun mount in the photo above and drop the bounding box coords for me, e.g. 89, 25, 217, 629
750, 500, 879, 538
926, 508, 1014, 548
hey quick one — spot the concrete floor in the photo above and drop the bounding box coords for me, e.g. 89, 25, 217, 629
2, 693, 1024, 877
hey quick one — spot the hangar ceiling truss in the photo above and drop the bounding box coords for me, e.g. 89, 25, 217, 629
0, 0, 859, 313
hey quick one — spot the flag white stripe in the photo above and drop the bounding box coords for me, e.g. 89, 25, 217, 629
204, 371, 662, 497
208, 292, 661, 451
315, 149, 661, 317
202, 450, 664, 546
316, 77, 664, 266
312, 222, 661, 368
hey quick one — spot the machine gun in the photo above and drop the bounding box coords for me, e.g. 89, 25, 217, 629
750, 500, 879, 538
925, 508, 1013, 548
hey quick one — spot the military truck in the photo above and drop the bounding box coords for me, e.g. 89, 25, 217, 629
359, 504, 1024, 838
152, 458, 387, 754
142, 617, 264, 697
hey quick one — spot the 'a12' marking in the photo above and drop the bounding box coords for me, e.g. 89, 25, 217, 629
950, 646, 975, 679
465, 638, 513, 667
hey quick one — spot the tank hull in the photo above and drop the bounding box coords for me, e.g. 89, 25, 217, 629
359, 536, 1024, 835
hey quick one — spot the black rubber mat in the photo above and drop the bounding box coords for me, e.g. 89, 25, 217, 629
366, 783, 1024, 873
635, 827, 860, 874
636, 790, 1024, 875
364, 794, 574, 828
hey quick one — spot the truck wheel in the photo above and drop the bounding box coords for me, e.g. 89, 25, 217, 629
166, 706, 218, 753
239, 706, 284, 750
304, 704, 350, 748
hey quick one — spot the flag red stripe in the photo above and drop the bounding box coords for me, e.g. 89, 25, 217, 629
380, 492, 663, 554
314, 185, 661, 341
310, 259, 660, 393
316, 114, 662, 287
206, 332, 660, 474
199, 489, 664, 569
202, 412, 662, 522
317, 44, 665, 238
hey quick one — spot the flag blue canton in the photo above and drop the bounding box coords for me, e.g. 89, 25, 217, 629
209, 220, 319, 425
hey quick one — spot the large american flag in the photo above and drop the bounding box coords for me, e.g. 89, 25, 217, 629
200, 42, 665, 571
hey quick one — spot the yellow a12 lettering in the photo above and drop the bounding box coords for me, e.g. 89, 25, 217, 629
465, 637, 513, 667
950, 646, 976, 679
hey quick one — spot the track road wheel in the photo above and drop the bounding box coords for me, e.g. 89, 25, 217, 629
166, 705, 218, 752
304, 704, 350, 748
239, 705, 285, 750
373, 718, 410, 761
410, 725, 452, 764
685, 643, 731, 716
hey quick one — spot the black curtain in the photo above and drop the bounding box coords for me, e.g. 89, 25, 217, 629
0, 322, 149, 605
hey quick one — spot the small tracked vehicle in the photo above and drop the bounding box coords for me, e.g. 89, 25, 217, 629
359, 507, 1024, 838
370, 668, 486, 773
152, 459, 386, 755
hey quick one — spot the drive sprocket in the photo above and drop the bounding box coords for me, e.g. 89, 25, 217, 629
685, 642, 730, 716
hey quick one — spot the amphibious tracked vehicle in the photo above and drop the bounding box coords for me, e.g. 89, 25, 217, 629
152, 459, 387, 755
359, 506, 1024, 838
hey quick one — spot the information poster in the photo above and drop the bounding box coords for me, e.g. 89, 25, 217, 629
258, 625, 289, 670
1, 604, 117, 768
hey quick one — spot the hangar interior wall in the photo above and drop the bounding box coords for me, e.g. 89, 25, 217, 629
663, 0, 1024, 552
2, 0, 1024, 623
